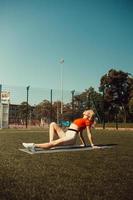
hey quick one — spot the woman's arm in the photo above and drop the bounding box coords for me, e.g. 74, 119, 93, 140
86, 126, 94, 147
79, 131, 86, 146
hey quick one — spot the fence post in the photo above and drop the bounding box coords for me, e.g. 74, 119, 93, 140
50, 89, 53, 123
26, 86, 30, 128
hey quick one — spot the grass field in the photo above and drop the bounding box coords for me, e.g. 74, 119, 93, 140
0, 128, 133, 200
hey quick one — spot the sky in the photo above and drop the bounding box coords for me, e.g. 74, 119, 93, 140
0, 0, 133, 104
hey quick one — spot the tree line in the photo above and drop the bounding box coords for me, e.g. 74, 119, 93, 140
13, 69, 133, 126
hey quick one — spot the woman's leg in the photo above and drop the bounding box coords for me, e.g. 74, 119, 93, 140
35, 130, 77, 149
35, 138, 66, 149
49, 122, 65, 142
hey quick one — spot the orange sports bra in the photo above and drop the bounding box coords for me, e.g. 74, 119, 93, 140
73, 118, 94, 131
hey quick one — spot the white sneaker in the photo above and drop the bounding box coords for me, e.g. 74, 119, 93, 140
22, 143, 35, 152
92, 145, 101, 149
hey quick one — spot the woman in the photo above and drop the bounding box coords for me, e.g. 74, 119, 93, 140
22, 109, 97, 151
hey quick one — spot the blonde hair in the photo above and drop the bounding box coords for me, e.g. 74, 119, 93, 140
83, 110, 95, 118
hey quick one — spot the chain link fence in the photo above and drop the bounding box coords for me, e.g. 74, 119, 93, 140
1, 84, 83, 128
1, 84, 131, 129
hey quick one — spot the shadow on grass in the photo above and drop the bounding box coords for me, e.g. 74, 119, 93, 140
97, 143, 118, 147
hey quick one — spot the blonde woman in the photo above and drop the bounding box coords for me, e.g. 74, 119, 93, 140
23, 110, 97, 151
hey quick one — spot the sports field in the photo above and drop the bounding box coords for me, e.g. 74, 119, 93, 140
0, 128, 133, 200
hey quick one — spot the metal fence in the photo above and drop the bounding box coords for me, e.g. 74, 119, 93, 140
2, 84, 81, 106
0, 84, 83, 128
1, 84, 132, 129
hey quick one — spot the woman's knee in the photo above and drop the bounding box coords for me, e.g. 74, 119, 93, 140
50, 122, 58, 129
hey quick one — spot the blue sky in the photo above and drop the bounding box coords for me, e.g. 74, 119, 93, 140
0, 0, 133, 94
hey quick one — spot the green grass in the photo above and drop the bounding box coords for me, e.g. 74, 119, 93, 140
0, 129, 133, 200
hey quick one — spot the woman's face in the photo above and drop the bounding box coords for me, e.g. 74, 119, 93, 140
83, 111, 90, 118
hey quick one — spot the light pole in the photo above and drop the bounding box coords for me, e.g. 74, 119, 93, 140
26, 85, 30, 128
59, 58, 64, 119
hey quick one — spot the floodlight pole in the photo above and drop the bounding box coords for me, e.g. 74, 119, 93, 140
26, 85, 30, 128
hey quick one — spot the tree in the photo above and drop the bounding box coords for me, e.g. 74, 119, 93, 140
18, 102, 31, 124
128, 74, 133, 119
99, 69, 133, 123
73, 87, 103, 122
34, 100, 52, 122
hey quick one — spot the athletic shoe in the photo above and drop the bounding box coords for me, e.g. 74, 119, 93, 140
92, 145, 101, 149
22, 143, 36, 152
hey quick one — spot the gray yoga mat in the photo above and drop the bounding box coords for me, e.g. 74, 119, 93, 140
19, 144, 114, 154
